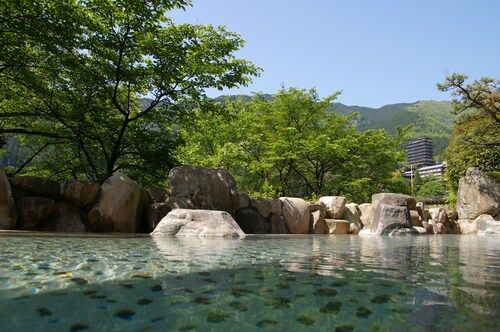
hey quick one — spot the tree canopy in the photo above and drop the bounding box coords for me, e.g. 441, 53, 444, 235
0, 0, 260, 185
437, 74, 500, 192
176, 87, 409, 202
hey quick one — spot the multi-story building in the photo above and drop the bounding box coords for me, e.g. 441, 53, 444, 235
403, 162, 447, 179
406, 136, 434, 167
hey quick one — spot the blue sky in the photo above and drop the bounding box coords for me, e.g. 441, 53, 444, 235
172, 0, 500, 108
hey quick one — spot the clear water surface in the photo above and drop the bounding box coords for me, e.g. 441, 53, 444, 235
0, 233, 499, 332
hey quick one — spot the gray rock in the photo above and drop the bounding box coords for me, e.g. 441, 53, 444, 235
429, 208, 448, 225
60, 179, 100, 207
458, 219, 477, 234
371, 203, 411, 235
319, 196, 346, 219
0, 167, 16, 229
88, 173, 148, 233
167, 166, 240, 216
457, 168, 500, 220
324, 219, 350, 234
251, 197, 272, 218
235, 208, 267, 234
238, 192, 252, 210
165, 196, 194, 210
388, 227, 420, 236
280, 197, 311, 234
148, 202, 172, 231
475, 214, 500, 235
152, 209, 245, 238
342, 203, 363, 234
20, 197, 55, 230
146, 188, 168, 204
371, 193, 416, 210
43, 202, 86, 232
9, 176, 61, 199
412, 226, 427, 235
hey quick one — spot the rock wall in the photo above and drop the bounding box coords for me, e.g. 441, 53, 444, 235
0, 166, 479, 235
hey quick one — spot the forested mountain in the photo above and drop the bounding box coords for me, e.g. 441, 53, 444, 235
328, 100, 455, 161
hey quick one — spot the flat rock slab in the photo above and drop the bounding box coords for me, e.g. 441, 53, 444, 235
151, 209, 246, 238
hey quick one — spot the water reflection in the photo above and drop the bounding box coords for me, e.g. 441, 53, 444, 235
0, 233, 499, 330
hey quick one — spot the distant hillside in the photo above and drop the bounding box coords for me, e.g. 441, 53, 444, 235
329, 100, 455, 161
211, 96, 455, 161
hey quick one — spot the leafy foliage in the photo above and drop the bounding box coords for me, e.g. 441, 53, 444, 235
438, 74, 500, 192
176, 87, 409, 202
415, 176, 447, 200
0, 0, 260, 185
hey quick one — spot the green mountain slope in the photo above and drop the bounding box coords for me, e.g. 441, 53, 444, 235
329, 100, 455, 161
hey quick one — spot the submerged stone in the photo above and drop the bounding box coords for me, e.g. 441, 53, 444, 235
70, 323, 89, 331
319, 301, 342, 314
256, 319, 278, 328
207, 309, 230, 323
356, 306, 372, 318
113, 309, 135, 320
371, 294, 392, 303
36, 308, 53, 317
265, 296, 292, 308
313, 288, 338, 297
229, 301, 248, 311
296, 316, 315, 325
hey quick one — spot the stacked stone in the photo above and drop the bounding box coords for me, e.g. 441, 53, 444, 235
0, 167, 149, 233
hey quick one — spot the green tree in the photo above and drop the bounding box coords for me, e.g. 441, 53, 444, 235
0, 0, 260, 185
437, 74, 500, 193
416, 176, 447, 199
176, 87, 409, 202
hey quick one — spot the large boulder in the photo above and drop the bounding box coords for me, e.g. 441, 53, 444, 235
371, 203, 411, 235
8, 176, 61, 199
43, 202, 86, 232
319, 196, 346, 219
235, 208, 267, 234
309, 201, 328, 234
167, 167, 240, 216
358, 203, 374, 229
152, 209, 245, 237
372, 193, 416, 211
457, 168, 500, 220
324, 219, 350, 234
148, 203, 172, 231
475, 214, 500, 235
458, 219, 477, 234
88, 173, 148, 233
19, 197, 55, 230
342, 203, 363, 234
60, 180, 101, 208
370, 193, 414, 235
280, 197, 311, 234
270, 215, 290, 234
238, 192, 252, 210
146, 188, 168, 204
252, 197, 273, 219
0, 167, 17, 229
